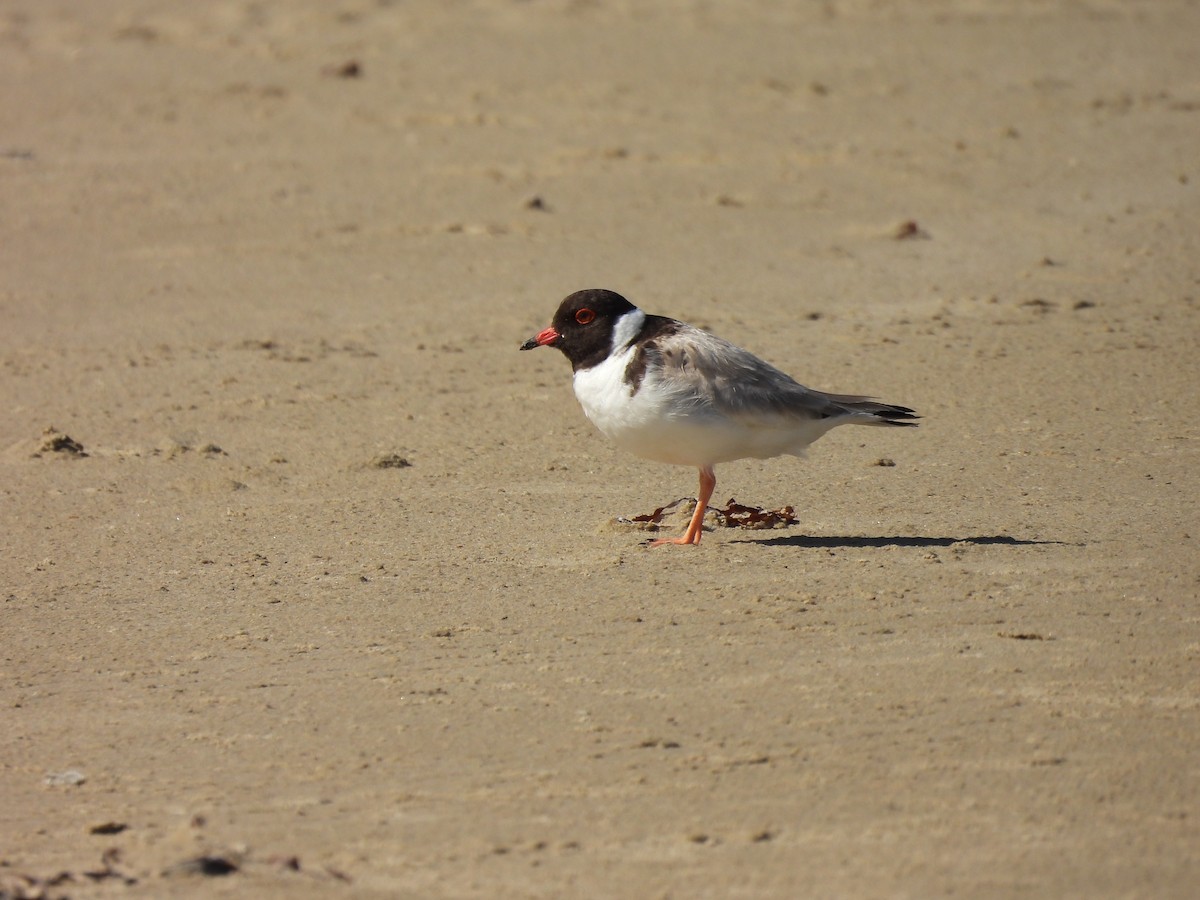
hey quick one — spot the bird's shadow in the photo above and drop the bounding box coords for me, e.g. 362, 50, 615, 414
733, 534, 1068, 549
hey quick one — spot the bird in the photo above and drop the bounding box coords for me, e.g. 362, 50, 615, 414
520, 289, 918, 546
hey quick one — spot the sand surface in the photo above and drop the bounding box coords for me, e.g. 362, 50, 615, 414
2, 1, 1198, 896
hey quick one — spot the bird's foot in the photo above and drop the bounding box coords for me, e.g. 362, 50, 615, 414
648, 531, 703, 548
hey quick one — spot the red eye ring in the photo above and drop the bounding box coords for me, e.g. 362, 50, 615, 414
575, 308, 595, 325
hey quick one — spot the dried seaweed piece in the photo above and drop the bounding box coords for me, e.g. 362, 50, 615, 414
616, 497, 797, 531
712, 498, 799, 530
627, 497, 693, 525
605, 498, 696, 533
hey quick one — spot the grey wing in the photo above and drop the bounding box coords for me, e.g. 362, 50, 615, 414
646, 326, 848, 422
648, 326, 918, 426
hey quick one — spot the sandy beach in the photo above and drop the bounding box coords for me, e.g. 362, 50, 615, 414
2, 1, 1198, 896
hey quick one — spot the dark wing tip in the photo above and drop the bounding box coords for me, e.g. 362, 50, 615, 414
875, 405, 920, 425
839, 399, 921, 425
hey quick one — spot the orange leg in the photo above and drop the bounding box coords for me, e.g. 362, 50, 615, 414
649, 465, 716, 547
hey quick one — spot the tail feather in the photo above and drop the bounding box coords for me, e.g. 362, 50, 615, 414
836, 398, 920, 426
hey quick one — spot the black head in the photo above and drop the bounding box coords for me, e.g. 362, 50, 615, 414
520, 289, 639, 371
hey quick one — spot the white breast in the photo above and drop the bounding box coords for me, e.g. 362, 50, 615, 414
572, 343, 658, 451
